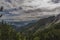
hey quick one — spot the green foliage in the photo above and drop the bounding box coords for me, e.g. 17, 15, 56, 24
33, 37, 40, 40
33, 23, 60, 40
0, 20, 60, 40
0, 23, 22, 40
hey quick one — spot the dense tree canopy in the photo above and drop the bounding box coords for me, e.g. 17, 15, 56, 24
0, 20, 60, 40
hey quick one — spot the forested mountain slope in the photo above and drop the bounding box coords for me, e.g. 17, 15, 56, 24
0, 14, 60, 40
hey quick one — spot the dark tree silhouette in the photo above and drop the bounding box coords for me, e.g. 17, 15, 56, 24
0, 6, 3, 17
0, 6, 4, 11
0, 14, 3, 17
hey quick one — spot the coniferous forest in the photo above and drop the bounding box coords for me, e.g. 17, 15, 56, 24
0, 20, 60, 40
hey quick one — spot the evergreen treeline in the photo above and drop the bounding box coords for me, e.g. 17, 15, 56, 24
0, 22, 60, 40
33, 23, 60, 40
0, 23, 25, 40
0, 15, 60, 40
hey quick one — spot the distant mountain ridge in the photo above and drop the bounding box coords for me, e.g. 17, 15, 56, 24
18, 14, 60, 33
